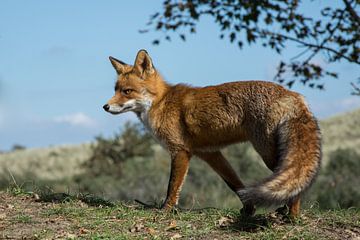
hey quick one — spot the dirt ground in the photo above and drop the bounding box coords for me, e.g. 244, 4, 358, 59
0, 192, 80, 239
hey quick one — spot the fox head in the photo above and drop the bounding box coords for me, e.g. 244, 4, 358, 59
103, 50, 163, 115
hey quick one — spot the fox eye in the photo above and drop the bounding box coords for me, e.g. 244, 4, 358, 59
122, 89, 133, 95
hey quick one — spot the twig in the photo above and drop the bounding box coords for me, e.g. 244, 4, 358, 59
291, 48, 311, 61
351, 82, 360, 96
265, 31, 359, 64
134, 199, 158, 208
134, 199, 219, 212
343, 0, 360, 25
7, 169, 18, 187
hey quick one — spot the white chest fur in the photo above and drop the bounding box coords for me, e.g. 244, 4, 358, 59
138, 110, 152, 132
136, 97, 156, 137
136, 105, 169, 149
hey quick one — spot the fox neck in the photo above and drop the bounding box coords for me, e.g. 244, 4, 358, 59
136, 72, 171, 129
148, 72, 171, 104
137, 106, 152, 132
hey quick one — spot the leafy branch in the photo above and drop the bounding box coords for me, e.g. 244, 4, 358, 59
142, 0, 360, 92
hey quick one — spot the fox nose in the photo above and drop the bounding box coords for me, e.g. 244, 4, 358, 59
103, 104, 110, 111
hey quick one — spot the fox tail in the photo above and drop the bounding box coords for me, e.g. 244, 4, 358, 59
237, 114, 321, 207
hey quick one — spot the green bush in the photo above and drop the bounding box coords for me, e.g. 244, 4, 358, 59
83, 122, 154, 177
315, 148, 360, 209
225, 143, 270, 183
11, 144, 26, 151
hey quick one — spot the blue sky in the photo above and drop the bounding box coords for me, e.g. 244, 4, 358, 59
0, 0, 359, 150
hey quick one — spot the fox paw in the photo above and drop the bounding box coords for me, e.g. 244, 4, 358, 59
240, 204, 256, 217
160, 204, 179, 213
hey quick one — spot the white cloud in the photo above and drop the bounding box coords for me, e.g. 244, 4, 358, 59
54, 112, 97, 128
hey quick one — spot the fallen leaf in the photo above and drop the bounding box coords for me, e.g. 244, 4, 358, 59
170, 233, 182, 239
217, 216, 234, 227
146, 227, 156, 235
165, 220, 178, 231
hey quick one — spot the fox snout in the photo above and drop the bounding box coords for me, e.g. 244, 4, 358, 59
103, 100, 137, 115
103, 103, 124, 114
103, 104, 110, 111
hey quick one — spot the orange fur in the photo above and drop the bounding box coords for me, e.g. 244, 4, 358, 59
104, 50, 321, 217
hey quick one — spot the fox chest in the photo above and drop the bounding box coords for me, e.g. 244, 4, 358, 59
137, 109, 185, 151
137, 111, 167, 147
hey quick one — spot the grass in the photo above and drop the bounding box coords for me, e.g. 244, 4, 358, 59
12, 213, 33, 224
0, 143, 91, 182
1, 190, 359, 239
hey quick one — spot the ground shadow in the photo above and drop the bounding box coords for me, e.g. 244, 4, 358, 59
225, 212, 293, 233
37, 191, 115, 207
227, 214, 271, 232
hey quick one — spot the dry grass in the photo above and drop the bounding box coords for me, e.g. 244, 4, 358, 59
0, 144, 91, 181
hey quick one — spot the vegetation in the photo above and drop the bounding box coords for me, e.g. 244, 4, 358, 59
0, 144, 91, 192
74, 122, 360, 210
314, 148, 360, 209
143, 0, 360, 94
1, 190, 359, 239
83, 122, 154, 177
11, 144, 26, 151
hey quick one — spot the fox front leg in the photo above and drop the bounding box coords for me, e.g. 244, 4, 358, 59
161, 150, 191, 210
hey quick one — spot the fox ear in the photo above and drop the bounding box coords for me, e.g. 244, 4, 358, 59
109, 56, 126, 74
134, 49, 154, 78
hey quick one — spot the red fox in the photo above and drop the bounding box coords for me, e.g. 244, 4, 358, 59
103, 50, 321, 217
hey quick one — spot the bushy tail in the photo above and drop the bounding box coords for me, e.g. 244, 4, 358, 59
237, 114, 322, 207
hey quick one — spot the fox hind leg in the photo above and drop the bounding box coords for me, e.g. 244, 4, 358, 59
196, 151, 255, 216
275, 197, 301, 219
289, 197, 301, 217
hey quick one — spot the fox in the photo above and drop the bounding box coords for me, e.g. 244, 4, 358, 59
103, 49, 321, 217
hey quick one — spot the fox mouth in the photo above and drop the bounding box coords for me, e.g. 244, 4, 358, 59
113, 106, 133, 114
105, 105, 134, 115
108, 110, 121, 115
121, 106, 132, 111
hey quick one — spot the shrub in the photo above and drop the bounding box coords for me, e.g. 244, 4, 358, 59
315, 148, 360, 209
83, 122, 154, 177
11, 144, 26, 151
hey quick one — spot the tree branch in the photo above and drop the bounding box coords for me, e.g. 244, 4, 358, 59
343, 0, 360, 25
302, 10, 345, 65
264, 31, 360, 64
